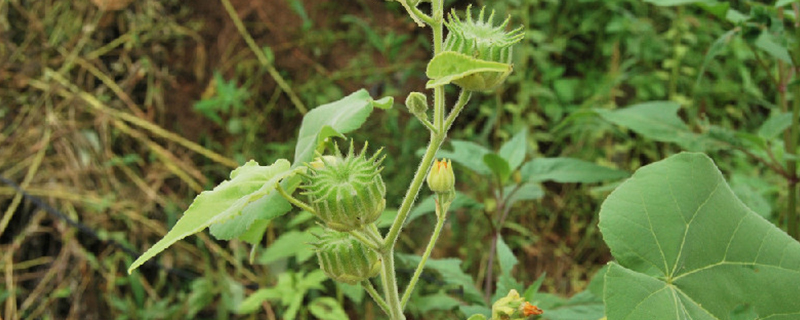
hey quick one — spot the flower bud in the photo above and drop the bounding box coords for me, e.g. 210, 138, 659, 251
405, 92, 429, 120
427, 159, 455, 193
443, 5, 523, 91
492, 290, 543, 319
303, 142, 386, 232
313, 230, 381, 284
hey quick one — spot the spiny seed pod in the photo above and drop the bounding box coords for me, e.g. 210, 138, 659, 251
443, 5, 524, 91
303, 142, 386, 232
313, 230, 381, 284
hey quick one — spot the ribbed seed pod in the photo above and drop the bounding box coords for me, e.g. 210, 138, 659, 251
443, 5, 524, 91
303, 142, 386, 232
313, 230, 381, 284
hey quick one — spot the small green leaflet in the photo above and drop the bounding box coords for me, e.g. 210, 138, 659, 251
425, 51, 511, 89
293, 89, 392, 167
128, 159, 297, 274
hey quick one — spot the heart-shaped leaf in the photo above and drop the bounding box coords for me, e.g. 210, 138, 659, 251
599, 152, 800, 319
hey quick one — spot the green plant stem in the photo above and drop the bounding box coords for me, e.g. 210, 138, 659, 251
377, 2, 447, 318
400, 212, 447, 308
445, 90, 472, 130
362, 280, 391, 316
349, 229, 382, 252
405, 2, 434, 26
276, 184, 316, 215
786, 6, 800, 239
379, 250, 405, 319
368, 224, 384, 244
418, 117, 438, 133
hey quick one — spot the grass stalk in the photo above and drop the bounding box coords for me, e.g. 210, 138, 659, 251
218, 0, 307, 114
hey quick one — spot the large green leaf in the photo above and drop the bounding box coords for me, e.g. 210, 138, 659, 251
757, 112, 792, 139
498, 128, 528, 171
492, 236, 522, 302
536, 291, 605, 320
484, 153, 511, 183
520, 158, 628, 183
596, 101, 722, 151
596, 101, 689, 141
128, 159, 294, 273
436, 140, 492, 175
599, 152, 800, 319
210, 174, 302, 241
755, 32, 792, 64
294, 89, 392, 166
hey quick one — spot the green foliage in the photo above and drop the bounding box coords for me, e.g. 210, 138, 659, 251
193, 71, 250, 133
520, 158, 629, 184
294, 89, 393, 166
257, 228, 318, 265
236, 270, 328, 318
128, 159, 298, 273
426, 51, 512, 90
599, 153, 800, 319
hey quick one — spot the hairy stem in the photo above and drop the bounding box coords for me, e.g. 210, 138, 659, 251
380, 250, 405, 319
348, 229, 382, 252
362, 280, 390, 316
401, 207, 448, 308
378, 1, 448, 318
276, 184, 316, 215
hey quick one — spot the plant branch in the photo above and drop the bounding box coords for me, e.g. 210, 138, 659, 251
483, 183, 505, 302
445, 90, 472, 131
401, 209, 448, 308
349, 229, 382, 252
378, 1, 450, 317
405, 2, 434, 26
419, 117, 438, 133
379, 250, 404, 319
363, 280, 391, 316
276, 183, 316, 215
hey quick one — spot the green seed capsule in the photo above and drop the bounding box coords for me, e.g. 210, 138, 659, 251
443, 5, 524, 91
303, 142, 386, 232
313, 230, 381, 284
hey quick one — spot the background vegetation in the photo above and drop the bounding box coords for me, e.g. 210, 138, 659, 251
0, 0, 794, 319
